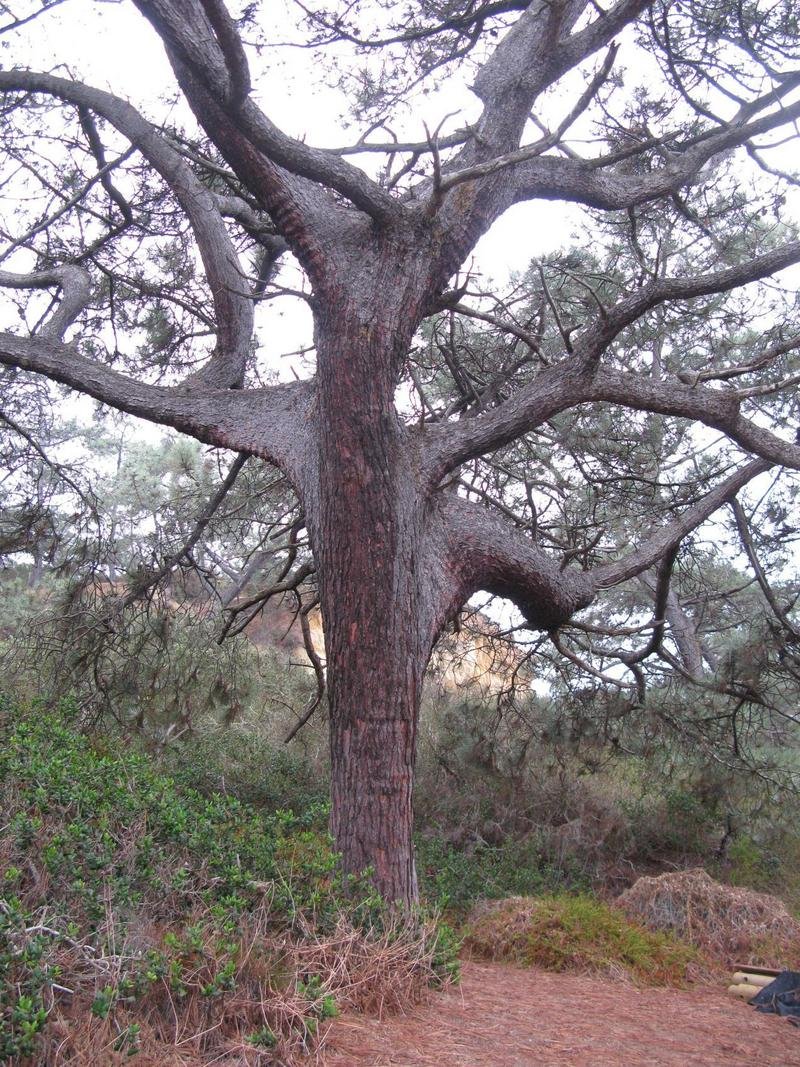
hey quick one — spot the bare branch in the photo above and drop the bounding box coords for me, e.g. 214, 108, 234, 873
0, 265, 90, 340
0, 331, 314, 479
591, 459, 772, 588
284, 598, 326, 743
731, 499, 800, 639
436, 43, 618, 195
0, 69, 253, 388
133, 0, 401, 223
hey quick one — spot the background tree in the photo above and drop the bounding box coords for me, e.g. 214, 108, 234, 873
0, 0, 799, 903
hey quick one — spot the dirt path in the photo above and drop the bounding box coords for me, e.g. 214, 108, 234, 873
323, 961, 800, 1067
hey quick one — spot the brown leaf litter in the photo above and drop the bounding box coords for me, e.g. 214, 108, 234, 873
323, 960, 800, 1066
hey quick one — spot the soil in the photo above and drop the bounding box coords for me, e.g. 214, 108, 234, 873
322, 961, 800, 1067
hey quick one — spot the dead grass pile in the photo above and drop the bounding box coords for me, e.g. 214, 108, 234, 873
462, 893, 694, 986
617, 868, 800, 967
292, 911, 449, 1017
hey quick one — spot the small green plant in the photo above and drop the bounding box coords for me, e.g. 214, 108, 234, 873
297, 973, 338, 1018
0, 899, 55, 1059
248, 1025, 277, 1048
3, 993, 48, 1059
113, 1022, 141, 1056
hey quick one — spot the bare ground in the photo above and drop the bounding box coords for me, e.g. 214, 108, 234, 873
322, 961, 800, 1067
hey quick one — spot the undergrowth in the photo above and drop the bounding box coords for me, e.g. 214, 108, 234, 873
463, 894, 696, 986
0, 696, 456, 1065
415, 835, 589, 917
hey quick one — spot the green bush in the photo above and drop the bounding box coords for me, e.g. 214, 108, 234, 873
164, 726, 328, 820
0, 695, 456, 1063
416, 835, 588, 916
464, 893, 696, 986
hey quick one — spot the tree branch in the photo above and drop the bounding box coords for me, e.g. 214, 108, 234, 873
424, 242, 800, 479
505, 94, 800, 213
133, 0, 400, 224
731, 498, 800, 639
0, 331, 314, 480
591, 459, 772, 588
440, 458, 770, 640
117, 452, 250, 610
0, 69, 254, 388
0, 266, 91, 340
441, 494, 595, 631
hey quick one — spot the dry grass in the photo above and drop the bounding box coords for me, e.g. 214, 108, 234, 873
617, 868, 800, 968
292, 912, 448, 1019
7, 904, 445, 1066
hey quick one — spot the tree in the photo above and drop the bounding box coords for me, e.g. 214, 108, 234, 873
1, 0, 799, 903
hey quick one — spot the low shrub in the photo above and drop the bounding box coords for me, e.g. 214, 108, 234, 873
0, 696, 456, 1064
463, 894, 696, 986
416, 835, 589, 916
164, 726, 329, 819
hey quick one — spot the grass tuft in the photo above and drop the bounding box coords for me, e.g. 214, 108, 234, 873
463, 893, 696, 986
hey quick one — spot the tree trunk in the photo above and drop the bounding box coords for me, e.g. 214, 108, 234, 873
309, 264, 435, 904
327, 622, 423, 904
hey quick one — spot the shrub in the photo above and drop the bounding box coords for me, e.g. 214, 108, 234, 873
463, 894, 696, 986
164, 725, 328, 819
0, 695, 455, 1064
416, 834, 588, 916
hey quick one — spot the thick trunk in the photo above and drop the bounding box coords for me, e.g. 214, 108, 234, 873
308, 257, 436, 904
327, 625, 423, 904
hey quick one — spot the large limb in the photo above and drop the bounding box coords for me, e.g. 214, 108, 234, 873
0, 331, 314, 481
424, 242, 800, 478
441, 495, 596, 630
439, 457, 770, 632
430, 0, 800, 266
132, 0, 398, 225
0, 69, 253, 388
500, 86, 800, 214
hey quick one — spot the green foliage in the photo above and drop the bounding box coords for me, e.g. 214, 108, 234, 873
724, 834, 780, 889
416, 835, 588, 916
464, 894, 696, 986
247, 1024, 277, 1048
0, 694, 454, 1062
415, 688, 800, 909
297, 974, 338, 1020
0, 899, 51, 1060
166, 725, 328, 818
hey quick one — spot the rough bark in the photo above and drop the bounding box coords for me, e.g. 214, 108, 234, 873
302, 241, 442, 903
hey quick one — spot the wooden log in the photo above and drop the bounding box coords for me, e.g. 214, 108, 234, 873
732, 964, 781, 977
732, 972, 775, 988
728, 983, 762, 1000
